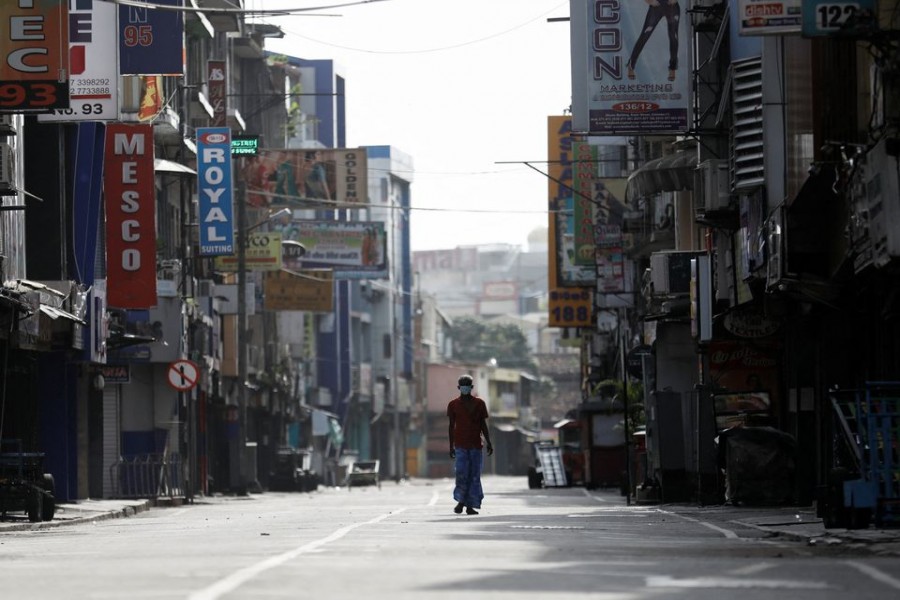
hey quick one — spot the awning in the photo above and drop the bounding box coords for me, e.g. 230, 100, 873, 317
625, 149, 698, 202
39, 305, 86, 326
154, 158, 196, 176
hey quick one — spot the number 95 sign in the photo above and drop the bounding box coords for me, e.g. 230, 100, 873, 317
802, 0, 874, 37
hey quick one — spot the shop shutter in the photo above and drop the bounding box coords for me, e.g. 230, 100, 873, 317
102, 386, 121, 498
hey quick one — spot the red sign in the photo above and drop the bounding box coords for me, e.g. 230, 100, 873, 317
104, 124, 157, 308
167, 359, 199, 391
0, 0, 70, 111
208, 60, 226, 127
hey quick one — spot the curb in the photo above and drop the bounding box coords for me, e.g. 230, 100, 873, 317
0, 500, 152, 533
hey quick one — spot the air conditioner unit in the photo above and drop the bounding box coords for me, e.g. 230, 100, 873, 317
650, 251, 703, 296
312, 386, 332, 407
696, 159, 730, 211
197, 279, 214, 298
0, 114, 17, 136
0, 142, 16, 194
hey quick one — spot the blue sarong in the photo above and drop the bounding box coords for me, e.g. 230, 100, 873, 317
453, 448, 484, 509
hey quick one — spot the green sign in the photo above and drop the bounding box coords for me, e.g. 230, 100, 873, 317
231, 135, 259, 156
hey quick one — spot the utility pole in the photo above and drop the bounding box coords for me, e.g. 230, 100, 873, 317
236, 161, 248, 494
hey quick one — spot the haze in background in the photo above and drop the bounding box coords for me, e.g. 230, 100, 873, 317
263, 0, 572, 251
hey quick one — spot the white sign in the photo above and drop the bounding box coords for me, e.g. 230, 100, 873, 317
167, 359, 199, 391
39, 0, 119, 122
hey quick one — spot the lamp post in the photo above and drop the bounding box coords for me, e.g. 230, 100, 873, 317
236, 202, 292, 492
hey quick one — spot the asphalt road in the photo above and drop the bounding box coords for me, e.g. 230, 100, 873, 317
1, 476, 899, 599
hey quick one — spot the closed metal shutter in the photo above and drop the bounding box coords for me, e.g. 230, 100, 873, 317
102, 385, 120, 498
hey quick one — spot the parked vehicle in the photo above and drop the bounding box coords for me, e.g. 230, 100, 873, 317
268, 447, 319, 492
0, 439, 56, 522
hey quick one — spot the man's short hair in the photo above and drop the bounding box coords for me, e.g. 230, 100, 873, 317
458, 374, 474, 386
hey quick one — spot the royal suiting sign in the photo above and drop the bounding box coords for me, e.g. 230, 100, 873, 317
104, 124, 157, 308
196, 127, 235, 256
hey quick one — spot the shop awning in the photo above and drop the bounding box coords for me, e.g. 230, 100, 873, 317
154, 158, 196, 176
625, 149, 698, 202
39, 305, 86, 325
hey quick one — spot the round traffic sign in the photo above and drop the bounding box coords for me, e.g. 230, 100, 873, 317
167, 359, 199, 391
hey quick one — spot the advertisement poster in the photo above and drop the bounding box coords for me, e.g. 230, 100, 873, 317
39, 0, 118, 122
241, 148, 367, 208
276, 220, 387, 279
214, 232, 284, 272
264, 269, 334, 312
738, 0, 802, 35
0, 0, 69, 111
196, 127, 235, 256
570, 0, 691, 135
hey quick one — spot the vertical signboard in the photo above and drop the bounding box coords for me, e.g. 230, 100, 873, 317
104, 124, 157, 308
40, 0, 118, 122
196, 127, 235, 256
570, 0, 691, 135
0, 0, 70, 111
207, 59, 226, 127
118, 0, 184, 75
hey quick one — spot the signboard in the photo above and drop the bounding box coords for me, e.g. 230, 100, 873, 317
101, 364, 130, 384
213, 232, 284, 272
104, 124, 157, 308
738, 0, 803, 35
570, 0, 691, 135
167, 359, 199, 391
208, 59, 226, 127
196, 127, 235, 256
118, 0, 184, 75
275, 220, 387, 279
801, 0, 874, 37
264, 269, 334, 312
0, 0, 69, 111
231, 135, 259, 156
548, 288, 592, 328
241, 148, 367, 208
39, 0, 118, 122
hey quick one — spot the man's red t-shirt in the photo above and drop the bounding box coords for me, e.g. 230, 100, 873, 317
447, 396, 489, 450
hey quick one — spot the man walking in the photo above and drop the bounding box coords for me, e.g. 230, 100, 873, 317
448, 374, 493, 515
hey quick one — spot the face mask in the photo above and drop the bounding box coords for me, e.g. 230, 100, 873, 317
459, 386, 472, 395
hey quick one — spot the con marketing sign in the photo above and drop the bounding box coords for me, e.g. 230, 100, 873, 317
196, 127, 235, 256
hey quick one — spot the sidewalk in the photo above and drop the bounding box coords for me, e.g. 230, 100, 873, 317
659, 502, 900, 556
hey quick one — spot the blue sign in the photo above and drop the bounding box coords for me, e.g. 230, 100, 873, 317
196, 128, 235, 256
119, 0, 184, 75
802, 0, 874, 37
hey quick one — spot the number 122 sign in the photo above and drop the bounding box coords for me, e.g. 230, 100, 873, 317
802, 0, 874, 37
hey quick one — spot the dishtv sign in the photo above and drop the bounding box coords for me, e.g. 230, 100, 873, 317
196, 128, 235, 256
104, 124, 156, 308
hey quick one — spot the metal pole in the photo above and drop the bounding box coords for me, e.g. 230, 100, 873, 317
619, 308, 632, 506
236, 161, 248, 492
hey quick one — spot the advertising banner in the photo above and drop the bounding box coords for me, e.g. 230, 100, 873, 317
548, 116, 594, 288
570, 0, 691, 135
738, 0, 802, 35
39, 0, 118, 122
214, 232, 284, 272
104, 124, 157, 308
196, 127, 235, 256
208, 59, 226, 127
0, 0, 69, 111
241, 148, 367, 208
275, 220, 387, 279
264, 269, 334, 312
118, 0, 184, 75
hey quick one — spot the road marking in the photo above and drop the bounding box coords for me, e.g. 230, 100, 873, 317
729, 562, 776, 576
647, 575, 830, 589
582, 489, 613, 502
428, 490, 439, 506
659, 510, 739, 539
846, 560, 900, 590
186, 509, 407, 600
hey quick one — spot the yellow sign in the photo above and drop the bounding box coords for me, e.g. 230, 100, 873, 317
214, 232, 283, 272
548, 287, 592, 328
264, 269, 333, 312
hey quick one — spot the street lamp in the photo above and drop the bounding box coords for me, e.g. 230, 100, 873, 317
236, 205, 294, 492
